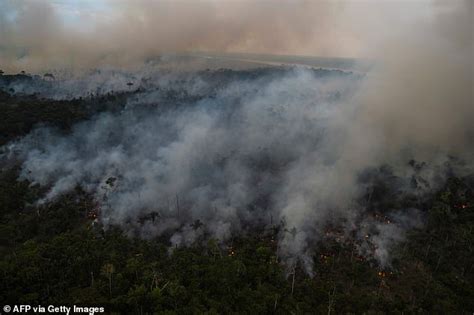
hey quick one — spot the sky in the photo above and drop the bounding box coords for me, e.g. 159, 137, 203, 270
49, 0, 111, 30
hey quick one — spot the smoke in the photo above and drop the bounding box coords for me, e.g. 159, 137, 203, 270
0, 0, 447, 72
353, 0, 474, 160
0, 0, 355, 72
1, 0, 473, 272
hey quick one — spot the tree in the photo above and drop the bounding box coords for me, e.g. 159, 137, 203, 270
101, 263, 115, 297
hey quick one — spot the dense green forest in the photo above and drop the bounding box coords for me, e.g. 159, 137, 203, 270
0, 74, 473, 314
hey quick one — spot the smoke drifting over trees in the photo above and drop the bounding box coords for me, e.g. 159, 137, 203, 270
0, 0, 473, 274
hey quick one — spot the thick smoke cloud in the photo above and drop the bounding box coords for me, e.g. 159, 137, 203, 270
1, 0, 473, 273
8, 69, 359, 226
0, 0, 440, 72
3, 65, 465, 272
0, 0, 355, 72
353, 0, 473, 160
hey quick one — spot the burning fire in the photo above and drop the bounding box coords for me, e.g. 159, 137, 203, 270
87, 208, 99, 219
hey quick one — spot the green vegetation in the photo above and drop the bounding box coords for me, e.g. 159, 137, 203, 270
1, 164, 473, 313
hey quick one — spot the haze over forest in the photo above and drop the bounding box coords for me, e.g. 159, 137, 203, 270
0, 0, 473, 313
